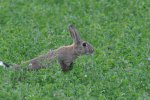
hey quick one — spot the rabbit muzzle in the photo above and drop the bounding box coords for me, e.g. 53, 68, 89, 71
85, 44, 94, 55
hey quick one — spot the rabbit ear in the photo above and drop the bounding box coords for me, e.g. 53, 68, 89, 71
69, 24, 81, 44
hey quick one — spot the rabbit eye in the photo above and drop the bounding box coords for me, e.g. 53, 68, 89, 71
82, 42, 86, 47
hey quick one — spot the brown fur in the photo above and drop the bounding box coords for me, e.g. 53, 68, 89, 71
12, 25, 94, 72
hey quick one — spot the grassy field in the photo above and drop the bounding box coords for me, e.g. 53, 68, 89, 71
0, 0, 150, 99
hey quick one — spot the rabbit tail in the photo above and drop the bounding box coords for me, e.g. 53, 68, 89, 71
0, 61, 10, 68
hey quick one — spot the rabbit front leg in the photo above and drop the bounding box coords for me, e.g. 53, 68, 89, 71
58, 57, 74, 72
58, 59, 70, 71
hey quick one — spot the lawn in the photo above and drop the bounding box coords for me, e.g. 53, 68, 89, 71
0, 0, 150, 99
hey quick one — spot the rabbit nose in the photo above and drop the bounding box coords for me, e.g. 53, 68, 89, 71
89, 47, 94, 54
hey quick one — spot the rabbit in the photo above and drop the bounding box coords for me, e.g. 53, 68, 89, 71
0, 25, 94, 72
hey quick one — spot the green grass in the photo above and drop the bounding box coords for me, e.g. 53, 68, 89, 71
0, 0, 150, 99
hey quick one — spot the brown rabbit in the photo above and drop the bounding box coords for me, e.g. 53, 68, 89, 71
0, 25, 94, 72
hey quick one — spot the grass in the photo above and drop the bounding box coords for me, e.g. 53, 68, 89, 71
0, 0, 150, 99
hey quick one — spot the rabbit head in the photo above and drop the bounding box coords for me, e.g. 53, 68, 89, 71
69, 25, 94, 55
